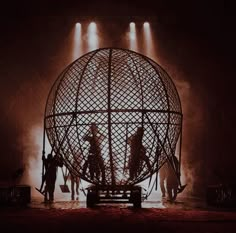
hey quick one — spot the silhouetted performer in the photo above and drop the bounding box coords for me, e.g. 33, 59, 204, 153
70, 173, 80, 200
43, 153, 63, 202
166, 155, 179, 201
82, 123, 106, 184
159, 162, 168, 197
70, 155, 80, 200
127, 127, 151, 180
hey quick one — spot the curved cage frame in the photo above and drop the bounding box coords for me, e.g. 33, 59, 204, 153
43, 48, 183, 186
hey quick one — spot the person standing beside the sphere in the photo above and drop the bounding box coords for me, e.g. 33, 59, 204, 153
70, 154, 80, 200
166, 155, 180, 202
42, 153, 63, 203
159, 162, 168, 198
70, 172, 80, 200
159, 155, 180, 201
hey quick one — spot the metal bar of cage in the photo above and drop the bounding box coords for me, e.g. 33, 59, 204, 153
45, 109, 182, 119
108, 49, 115, 186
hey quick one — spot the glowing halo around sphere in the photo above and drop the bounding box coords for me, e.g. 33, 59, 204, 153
44, 48, 182, 186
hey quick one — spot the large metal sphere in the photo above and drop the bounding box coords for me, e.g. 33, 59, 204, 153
45, 48, 182, 185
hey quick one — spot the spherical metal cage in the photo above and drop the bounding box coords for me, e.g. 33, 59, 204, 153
44, 48, 182, 186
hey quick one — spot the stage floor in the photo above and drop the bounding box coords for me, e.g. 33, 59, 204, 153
1, 197, 236, 233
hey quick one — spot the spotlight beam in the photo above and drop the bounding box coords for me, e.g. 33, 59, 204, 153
88, 22, 99, 51
129, 22, 137, 51
143, 22, 154, 58
73, 22, 83, 60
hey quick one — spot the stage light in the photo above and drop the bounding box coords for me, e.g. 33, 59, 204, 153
129, 22, 137, 51
72, 22, 83, 60
89, 22, 96, 30
130, 22, 135, 27
88, 22, 98, 51
76, 22, 81, 28
143, 22, 150, 28
143, 21, 154, 57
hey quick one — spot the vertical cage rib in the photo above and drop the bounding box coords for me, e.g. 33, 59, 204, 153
108, 48, 115, 186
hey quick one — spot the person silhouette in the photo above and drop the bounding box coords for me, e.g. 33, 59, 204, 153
70, 173, 80, 200
159, 162, 168, 198
127, 127, 151, 180
82, 123, 106, 184
43, 153, 63, 202
166, 155, 180, 201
